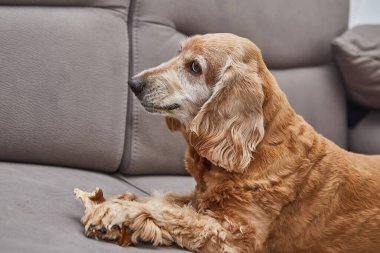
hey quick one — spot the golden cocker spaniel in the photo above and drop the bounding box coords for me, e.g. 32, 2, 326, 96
81, 33, 380, 253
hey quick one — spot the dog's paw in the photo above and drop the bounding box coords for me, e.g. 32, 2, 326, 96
81, 198, 173, 247
82, 200, 134, 246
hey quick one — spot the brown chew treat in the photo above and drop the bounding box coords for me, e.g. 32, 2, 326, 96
73, 187, 134, 247
74, 187, 105, 209
109, 192, 136, 202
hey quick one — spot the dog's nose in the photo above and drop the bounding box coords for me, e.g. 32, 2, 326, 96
128, 78, 146, 94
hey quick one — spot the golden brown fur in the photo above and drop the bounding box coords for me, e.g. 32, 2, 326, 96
82, 34, 380, 253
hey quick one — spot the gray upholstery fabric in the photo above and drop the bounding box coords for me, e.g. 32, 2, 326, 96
121, 0, 349, 175
333, 25, 380, 109
0, 6, 129, 172
349, 111, 380, 154
272, 65, 347, 148
0, 162, 192, 253
130, 0, 348, 69
122, 107, 188, 175
119, 175, 196, 194
0, 0, 129, 14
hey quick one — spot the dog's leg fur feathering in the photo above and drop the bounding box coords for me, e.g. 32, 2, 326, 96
82, 192, 242, 253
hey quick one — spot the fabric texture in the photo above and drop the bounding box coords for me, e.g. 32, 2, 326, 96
0, 0, 129, 14
0, 6, 129, 172
0, 162, 192, 253
131, 0, 348, 69
120, 0, 349, 175
118, 175, 196, 194
349, 111, 380, 154
333, 25, 380, 109
272, 65, 347, 148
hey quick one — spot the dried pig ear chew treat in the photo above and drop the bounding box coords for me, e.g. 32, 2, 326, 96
73, 187, 135, 247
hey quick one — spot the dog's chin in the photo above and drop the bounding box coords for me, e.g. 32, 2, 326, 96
141, 102, 180, 114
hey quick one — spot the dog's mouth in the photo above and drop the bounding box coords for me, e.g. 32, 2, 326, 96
142, 102, 180, 113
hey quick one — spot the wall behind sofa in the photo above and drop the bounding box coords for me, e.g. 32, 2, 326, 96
349, 0, 380, 27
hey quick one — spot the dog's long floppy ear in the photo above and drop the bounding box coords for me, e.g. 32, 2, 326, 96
189, 59, 265, 172
165, 117, 182, 132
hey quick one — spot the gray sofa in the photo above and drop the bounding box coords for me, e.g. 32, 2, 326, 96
0, 0, 378, 252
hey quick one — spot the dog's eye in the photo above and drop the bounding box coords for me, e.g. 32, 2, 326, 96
189, 61, 202, 74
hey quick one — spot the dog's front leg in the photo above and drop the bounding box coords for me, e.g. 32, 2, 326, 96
82, 193, 237, 253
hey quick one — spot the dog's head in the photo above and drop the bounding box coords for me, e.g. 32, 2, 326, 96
129, 33, 267, 172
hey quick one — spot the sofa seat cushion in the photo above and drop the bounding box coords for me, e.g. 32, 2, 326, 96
119, 175, 196, 194
349, 111, 380, 154
0, 162, 187, 252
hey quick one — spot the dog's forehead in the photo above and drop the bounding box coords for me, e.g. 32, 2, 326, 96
179, 38, 223, 62
180, 35, 247, 59
180, 37, 204, 53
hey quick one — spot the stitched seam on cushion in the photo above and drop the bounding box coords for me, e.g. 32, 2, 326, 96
140, 20, 176, 30
268, 61, 335, 71
0, 5, 128, 18
118, 0, 136, 174
129, 0, 141, 173
115, 1, 132, 172
111, 173, 150, 196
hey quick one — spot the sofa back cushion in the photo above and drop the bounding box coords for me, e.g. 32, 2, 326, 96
121, 0, 349, 175
333, 25, 380, 109
0, 1, 130, 172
